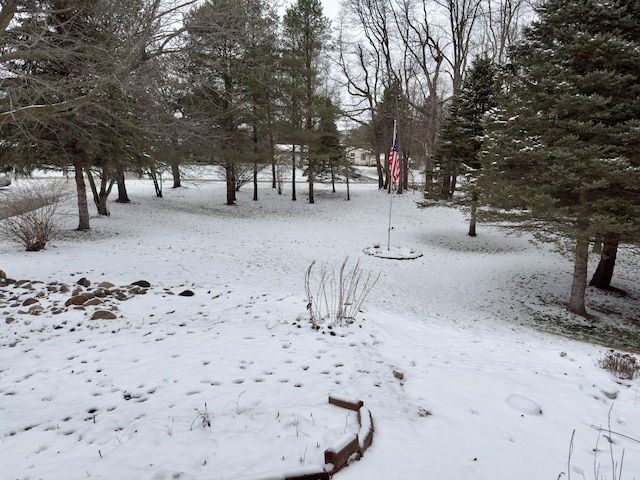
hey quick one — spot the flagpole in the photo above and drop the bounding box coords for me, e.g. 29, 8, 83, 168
387, 120, 397, 251
387, 184, 394, 250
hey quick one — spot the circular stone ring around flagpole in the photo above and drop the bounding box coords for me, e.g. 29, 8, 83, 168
363, 245, 423, 260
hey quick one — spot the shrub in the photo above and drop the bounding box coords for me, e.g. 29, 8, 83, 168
304, 256, 379, 328
0, 180, 67, 251
599, 349, 640, 380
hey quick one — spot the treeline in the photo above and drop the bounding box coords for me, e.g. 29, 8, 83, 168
0, 0, 346, 222
0, 0, 534, 220
1, 0, 639, 317
430, 0, 640, 317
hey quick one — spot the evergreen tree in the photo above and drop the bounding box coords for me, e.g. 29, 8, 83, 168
434, 56, 501, 235
183, 0, 279, 205
281, 0, 330, 204
0, 0, 152, 229
374, 80, 403, 191
480, 0, 640, 316
315, 98, 345, 193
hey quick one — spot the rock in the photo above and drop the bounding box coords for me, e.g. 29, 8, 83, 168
28, 304, 44, 314
178, 289, 195, 297
22, 298, 39, 307
59, 284, 69, 293
98, 281, 115, 289
131, 280, 151, 288
393, 370, 404, 380
77, 277, 91, 288
0, 270, 5, 280
91, 310, 117, 320
83, 298, 103, 306
6, 317, 15, 324
65, 295, 89, 307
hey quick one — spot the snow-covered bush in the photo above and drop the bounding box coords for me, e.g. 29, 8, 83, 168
599, 349, 639, 380
0, 180, 67, 251
304, 257, 379, 328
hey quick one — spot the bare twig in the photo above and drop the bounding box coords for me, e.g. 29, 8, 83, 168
303, 257, 379, 327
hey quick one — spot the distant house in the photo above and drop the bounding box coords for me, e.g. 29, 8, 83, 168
273, 144, 378, 168
346, 147, 377, 167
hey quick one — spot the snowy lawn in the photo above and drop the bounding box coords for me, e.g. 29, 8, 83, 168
1, 176, 639, 480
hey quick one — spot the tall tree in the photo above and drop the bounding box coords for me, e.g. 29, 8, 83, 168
315, 97, 345, 193
337, 0, 398, 190
480, 0, 640, 316
0, 0, 198, 228
435, 56, 500, 234
182, 0, 277, 205
282, 0, 330, 204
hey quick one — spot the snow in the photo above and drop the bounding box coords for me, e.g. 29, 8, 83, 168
1, 174, 639, 480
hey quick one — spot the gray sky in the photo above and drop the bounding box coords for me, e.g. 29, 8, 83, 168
282, 0, 341, 20
321, 0, 340, 20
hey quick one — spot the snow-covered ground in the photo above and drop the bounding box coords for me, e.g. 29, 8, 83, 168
1, 174, 639, 480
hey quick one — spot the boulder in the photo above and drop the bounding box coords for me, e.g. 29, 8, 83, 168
91, 310, 117, 320
83, 298, 103, 307
65, 295, 89, 307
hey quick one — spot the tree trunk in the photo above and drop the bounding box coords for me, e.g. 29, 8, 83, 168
269, 117, 276, 190
397, 155, 404, 194
225, 161, 235, 205
74, 160, 90, 230
253, 161, 258, 201
589, 233, 619, 289
116, 169, 130, 203
85, 166, 113, 216
149, 166, 163, 198
272, 160, 277, 190
171, 161, 181, 188
567, 232, 590, 317
468, 192, 478, 237
441, 171, 451, 199
376, 153, 384, 189
330, 164, 335, 193
345, 163, 350, 201
291, 145, 297, 201
308, 157, 315, 204
252, 123, 258, 201
402, 153, 409, 190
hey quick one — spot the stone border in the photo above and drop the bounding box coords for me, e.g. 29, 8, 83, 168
227, 395, 374, 480
363, 245, 423, 260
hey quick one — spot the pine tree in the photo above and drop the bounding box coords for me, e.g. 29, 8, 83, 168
481, 0, 640, 316
281, 0, 330, 204
434, 56, 500, 234
0, 0, 152, 229
315, 98, 345, 193
183, 0, 279, 205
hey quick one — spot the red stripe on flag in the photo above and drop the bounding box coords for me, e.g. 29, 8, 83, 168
389, 133, 400, 185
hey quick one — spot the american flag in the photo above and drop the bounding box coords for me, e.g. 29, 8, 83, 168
389, 128, 400, 185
